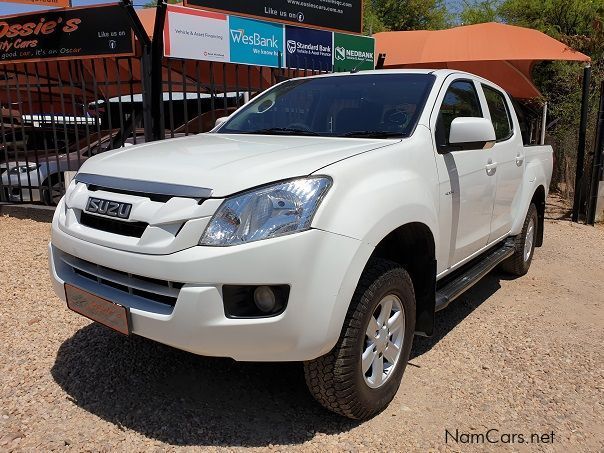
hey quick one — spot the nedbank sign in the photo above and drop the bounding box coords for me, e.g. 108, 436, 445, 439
333, 32, 375, 71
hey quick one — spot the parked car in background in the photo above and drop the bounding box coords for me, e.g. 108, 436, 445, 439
49, 70, 552, 419
1, 131, 151, 204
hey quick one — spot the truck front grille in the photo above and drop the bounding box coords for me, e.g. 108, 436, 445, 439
80, 212, 149, 238
61, 253, 183, 307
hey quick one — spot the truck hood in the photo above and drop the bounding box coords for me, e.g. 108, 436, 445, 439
78, 133, 398, 197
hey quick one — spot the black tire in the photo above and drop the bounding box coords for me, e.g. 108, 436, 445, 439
304, 258, 416, 420
41, 174, 64, 206
501, 203, 538, 276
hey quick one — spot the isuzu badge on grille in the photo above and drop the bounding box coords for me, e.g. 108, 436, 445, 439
86, 197, 132, 219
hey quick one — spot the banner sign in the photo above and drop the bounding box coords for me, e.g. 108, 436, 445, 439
183, 0, 363, 34
164, 5, 374, 72
333, 32, 374, 71
1, 0, 71, 7
285, 25, 332, 71
229, 16, 283, 68
0, 5, 135, 63
164, 6, 229, 63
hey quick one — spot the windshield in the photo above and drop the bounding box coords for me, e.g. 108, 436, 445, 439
216, 73, 436, 139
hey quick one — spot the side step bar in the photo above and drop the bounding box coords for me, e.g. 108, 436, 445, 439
435, 240, 516, 312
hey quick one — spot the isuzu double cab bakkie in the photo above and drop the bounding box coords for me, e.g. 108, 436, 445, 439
49, 70, 553, 419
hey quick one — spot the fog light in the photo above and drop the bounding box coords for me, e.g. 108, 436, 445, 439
254, 285, 276, 313
222, 284, 289, 318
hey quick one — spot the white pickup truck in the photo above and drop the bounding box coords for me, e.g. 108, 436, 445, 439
49, 69, 553, 419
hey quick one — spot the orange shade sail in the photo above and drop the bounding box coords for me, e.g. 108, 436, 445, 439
375, 22, 590, 99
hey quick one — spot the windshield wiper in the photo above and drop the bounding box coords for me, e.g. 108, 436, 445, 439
243, 127, 319, 136
339, 130, 404, 139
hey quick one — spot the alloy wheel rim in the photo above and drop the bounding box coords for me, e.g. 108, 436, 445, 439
362, 294, 405, 389
524, 218, 535, 262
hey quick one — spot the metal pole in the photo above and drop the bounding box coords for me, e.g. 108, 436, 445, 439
121, 0, 153, 143
151, 0, 168, 141
540, 101, 547, 145
586, 80, 604, 225
572, 64, 591, 222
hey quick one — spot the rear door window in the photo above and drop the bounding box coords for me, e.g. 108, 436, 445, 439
482, 85, 513, 141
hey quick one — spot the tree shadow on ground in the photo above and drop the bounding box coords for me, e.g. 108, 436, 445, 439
51, 271, 509, 447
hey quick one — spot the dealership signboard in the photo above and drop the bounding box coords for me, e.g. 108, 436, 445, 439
1, 0, 71, 7
164, 6, 229, 63
183, 0, 363, 34
285, 25, 332, 71
229, 16, 284, 68
333, 32, 374, 71
164, 5, 373, 71
0, 4, 135, 63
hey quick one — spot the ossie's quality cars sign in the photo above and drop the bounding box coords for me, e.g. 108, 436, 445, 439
0, 5, 134, 63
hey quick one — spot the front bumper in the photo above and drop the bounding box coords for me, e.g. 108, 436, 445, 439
50, 218, 373, 361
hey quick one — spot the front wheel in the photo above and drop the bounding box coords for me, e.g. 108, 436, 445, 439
304, 259, 416, 419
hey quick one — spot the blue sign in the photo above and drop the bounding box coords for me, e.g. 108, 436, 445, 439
229, 16, 284, 68
285, 25, 333, 71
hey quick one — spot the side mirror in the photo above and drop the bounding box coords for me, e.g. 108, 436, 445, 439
214, 116, 229, 128
449, 117, 496, 147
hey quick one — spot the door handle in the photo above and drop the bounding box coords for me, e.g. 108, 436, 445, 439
516, 154, 524, 166
485, 160, 498, 176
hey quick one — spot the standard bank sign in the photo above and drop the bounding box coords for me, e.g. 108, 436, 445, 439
229, 16, 283, 67
285, 25, 332, 71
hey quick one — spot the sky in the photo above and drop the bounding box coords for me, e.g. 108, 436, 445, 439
1, 0, 465, 18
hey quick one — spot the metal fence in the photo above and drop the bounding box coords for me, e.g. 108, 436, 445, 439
0, 34, 330, 206
0, 0, 339, 206
0, 57, 145, 204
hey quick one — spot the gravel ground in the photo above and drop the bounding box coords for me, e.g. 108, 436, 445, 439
1, 201, 603, 452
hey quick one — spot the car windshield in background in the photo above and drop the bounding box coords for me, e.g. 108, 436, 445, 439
217, 73, 436, 139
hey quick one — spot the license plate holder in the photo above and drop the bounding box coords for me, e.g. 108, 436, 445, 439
65, 284, 130, 335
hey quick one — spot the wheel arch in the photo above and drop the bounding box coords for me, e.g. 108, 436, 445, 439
369, 222, 437, 337
531, 185, 546, 247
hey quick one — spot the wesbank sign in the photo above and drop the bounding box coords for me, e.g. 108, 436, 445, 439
229, 29, 279, 49
229, 16, 283, 68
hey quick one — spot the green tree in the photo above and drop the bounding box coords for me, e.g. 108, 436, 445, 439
364, 0, 387, 34
496, 0, 604, 198
143, 0, 179, 8
372, 0, 451, 31
457, 0, 604, 198
498, 0, 603, 37
459, 0, 500, 25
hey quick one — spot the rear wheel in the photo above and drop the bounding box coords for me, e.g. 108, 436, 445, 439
501, 203, 538, 276
304, 258, 416, 419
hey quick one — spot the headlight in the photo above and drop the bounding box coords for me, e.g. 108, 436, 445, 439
8, 163, 39, 175
199, 177, 332, 246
